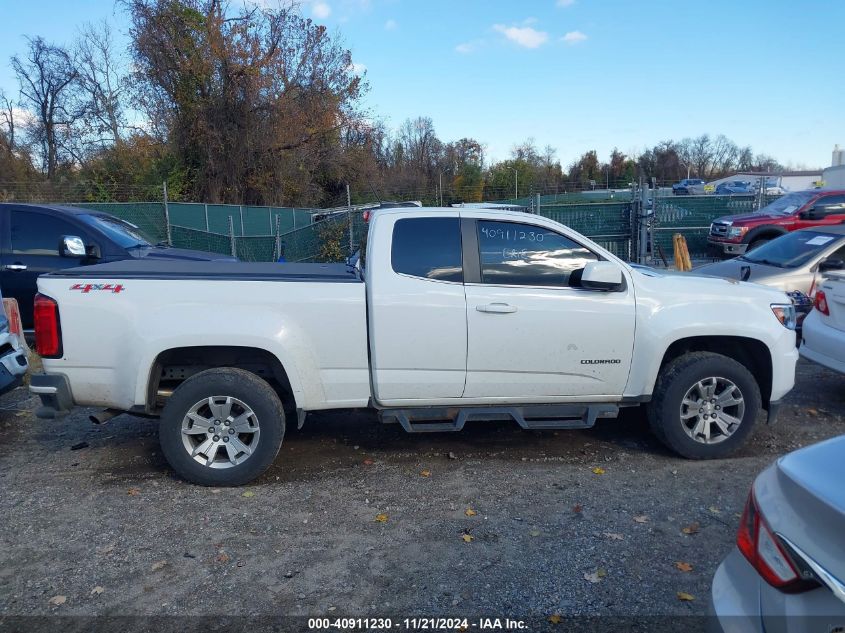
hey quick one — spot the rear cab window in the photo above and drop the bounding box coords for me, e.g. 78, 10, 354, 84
391, 217, 463, 282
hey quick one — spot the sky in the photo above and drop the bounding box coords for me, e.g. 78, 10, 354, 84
1, 0, 843, 169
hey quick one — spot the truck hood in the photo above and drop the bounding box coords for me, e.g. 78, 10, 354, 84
130, 246, 238, 262
694, 259, 795, 289
713, 212, 787, 226
630, 265, 790, 303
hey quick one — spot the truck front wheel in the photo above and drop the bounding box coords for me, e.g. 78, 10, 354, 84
159, 367, 286, 486
647, 352, 761, 459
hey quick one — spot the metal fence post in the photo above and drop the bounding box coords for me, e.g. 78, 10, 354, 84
346, 184, 354, 254
239, 205, 245, 236
163, 181, 172, 246
204, 203, 209, 232
228, 215, 236, 257
536, 193, 541, 215
274, 215, 281, 261
639, 179, 651, 264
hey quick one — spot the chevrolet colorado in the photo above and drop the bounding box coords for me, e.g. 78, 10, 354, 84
30, 207, 799, 485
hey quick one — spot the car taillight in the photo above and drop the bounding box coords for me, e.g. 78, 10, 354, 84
362, 210, 371, 222
736, 490, 814, 592
815, 290, 830, 316
34, 293, 62, 358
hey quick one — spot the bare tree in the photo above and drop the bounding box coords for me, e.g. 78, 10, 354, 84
687, 134, 715, 180
0, 90, 17, 150
11, 37, 81, 179
75, 20, 126, 148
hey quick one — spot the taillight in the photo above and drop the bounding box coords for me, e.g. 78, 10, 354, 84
34, 293, 62, 358
736, 490, 816, 592
815, 290, 830, 316
362, 210, 371, 222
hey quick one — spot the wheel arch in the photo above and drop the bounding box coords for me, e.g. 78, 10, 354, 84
742, 225, 787, 246
145, 345, 298, 415
656, 336, 773, 408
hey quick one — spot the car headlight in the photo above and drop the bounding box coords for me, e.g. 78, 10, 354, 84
728, 226, 748, 238
771, 303, 797, 330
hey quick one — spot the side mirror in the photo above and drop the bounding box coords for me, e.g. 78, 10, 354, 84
802, 207, 826, 221
60, 235, 86, 257
580, 261, 624, 291
819, 258, 845, 272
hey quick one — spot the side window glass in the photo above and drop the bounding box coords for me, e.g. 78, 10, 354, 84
820, 196, 845, 214
476, 220, 598, 287
10, 211, 81, 256
391, 217, 463, 282
830, 244, 845, 261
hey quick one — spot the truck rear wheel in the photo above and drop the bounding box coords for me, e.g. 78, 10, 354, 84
647, 352, 761, 459
158, 367, 285, 486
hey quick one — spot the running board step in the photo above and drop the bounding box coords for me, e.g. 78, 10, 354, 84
380, 404, 619, 433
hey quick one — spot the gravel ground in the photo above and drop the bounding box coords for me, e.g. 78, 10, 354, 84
0, 359, 843, 627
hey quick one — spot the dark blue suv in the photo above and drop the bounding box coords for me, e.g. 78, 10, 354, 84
0, 203, 236, 329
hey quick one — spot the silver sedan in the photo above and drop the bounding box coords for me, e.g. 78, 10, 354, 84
710, 434, 845, 631
695, 226, 845, 326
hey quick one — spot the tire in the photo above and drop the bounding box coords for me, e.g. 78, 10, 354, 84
158, 367, 286, 486
647, 352, 761, 459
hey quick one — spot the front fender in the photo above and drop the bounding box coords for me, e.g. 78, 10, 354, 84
625, 273, 795, 398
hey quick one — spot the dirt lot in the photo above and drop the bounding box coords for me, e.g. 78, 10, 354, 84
0, 359, 843, 627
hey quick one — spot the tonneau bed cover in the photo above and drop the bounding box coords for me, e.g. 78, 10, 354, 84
45, 260, 361, 282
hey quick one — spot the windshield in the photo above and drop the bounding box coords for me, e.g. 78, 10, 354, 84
757, 191, 817, 216
741, 230, 841, 268
79, 214, 152, 248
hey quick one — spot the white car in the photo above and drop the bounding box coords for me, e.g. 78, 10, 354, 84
29, 207, 799, 485
800, 271, 845, 373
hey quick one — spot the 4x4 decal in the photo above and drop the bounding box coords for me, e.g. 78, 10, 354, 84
69, 283, 125, 294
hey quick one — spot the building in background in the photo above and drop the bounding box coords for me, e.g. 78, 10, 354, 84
822, 145, 845, 189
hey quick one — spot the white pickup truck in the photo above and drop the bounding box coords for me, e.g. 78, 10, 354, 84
30, 207, 799, 485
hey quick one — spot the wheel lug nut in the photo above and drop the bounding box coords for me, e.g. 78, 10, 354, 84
225, 420, 231, 426
228, 428, 235, 434
698, 408, 703, 413
715, 405, 721, 410
213, 435, 220, 441
223, 436, 229, 443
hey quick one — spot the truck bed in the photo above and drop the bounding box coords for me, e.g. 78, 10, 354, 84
37, 258, 370, 412
46, 260, 361, 283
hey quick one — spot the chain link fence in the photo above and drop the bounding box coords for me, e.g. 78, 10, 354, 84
66, 190, 785, 265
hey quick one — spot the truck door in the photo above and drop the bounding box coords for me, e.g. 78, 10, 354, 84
367, 214, 467, 403
796, 194, 845, 230
462, 218, 635, 400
